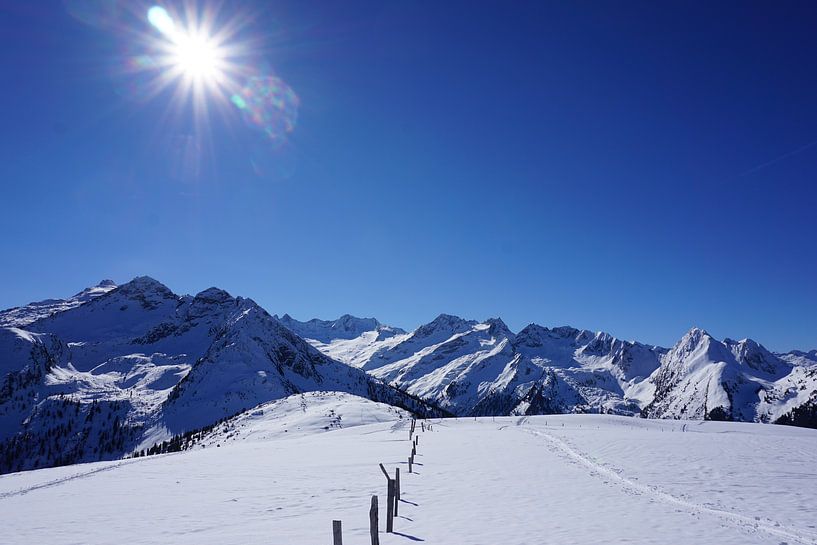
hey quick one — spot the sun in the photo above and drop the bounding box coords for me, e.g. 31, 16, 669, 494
127, 4, 300, 146
171, 32, 225, 83
146, 5, 232, 96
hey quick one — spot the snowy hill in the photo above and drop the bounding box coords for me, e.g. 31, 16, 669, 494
0, 278, 442, 474
2, 409, 816, 545
188, 391, 409, 447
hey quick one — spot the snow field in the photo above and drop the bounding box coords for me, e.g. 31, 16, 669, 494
1, 401, 816, 545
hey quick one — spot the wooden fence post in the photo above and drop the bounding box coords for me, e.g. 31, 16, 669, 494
332, 520, 342, 545
369, 496, 379, 545
408, 456, 412, 473
386, 479, 395, 533
394, 467, 400, 516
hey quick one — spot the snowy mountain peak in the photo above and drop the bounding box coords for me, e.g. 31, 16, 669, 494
726, 338, 789, 376
119, 275, 172, 292
683, 326, 711, 341
106, 276, 178, 310
334, 314, 382, 332
483, 317, 513, 338
667, 327, 717, 358
72, 279, 117, 298
414, 314, 476, 338
665, 327, 726, 365
550, 325, 583, 339
514, 323, 550, 348
193, 287, 234, 305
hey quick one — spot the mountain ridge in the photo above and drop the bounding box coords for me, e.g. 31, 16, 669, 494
1, 276, 815, 475
284, 312, 816, 426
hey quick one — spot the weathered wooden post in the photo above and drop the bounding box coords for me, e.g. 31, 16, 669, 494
386, 478, 395, 533
408, 456, 412, 473
369, 495, 379, 545
394, 467, 400, 516
332, 520, 343, 545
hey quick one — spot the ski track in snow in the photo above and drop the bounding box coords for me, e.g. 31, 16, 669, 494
0, 457, 149, 500
516, 420, 817, 545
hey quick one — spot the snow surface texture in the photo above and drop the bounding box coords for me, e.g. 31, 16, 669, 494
1, 394, 815, 545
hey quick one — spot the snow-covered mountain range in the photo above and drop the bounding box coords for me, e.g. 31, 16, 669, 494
1, 277, 815, 474
285, 312, 817, 427
0, 278, 441, 474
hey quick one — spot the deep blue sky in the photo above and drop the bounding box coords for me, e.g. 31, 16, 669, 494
1, 1, 816, 351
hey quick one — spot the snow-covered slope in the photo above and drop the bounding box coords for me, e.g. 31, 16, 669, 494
0, 277, 442, 474
2, 411, 816, 545
189, 391, 409, 446
0, 280, 116, 328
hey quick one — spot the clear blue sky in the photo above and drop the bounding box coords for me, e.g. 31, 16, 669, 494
1, 1, 816, 351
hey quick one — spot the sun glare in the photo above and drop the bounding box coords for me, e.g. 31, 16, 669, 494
146, 6, 229, 92
120, 4, 299, 146
171, 32, 225, 83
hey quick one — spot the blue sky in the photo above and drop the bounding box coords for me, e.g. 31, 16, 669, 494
1, 1, 816, 351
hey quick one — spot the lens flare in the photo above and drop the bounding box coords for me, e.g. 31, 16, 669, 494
83, 1, 300, 154
63, 0, 122, 29
147, 6, 174, 36
231, 75, 299, 144
145, 5, 229, 90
